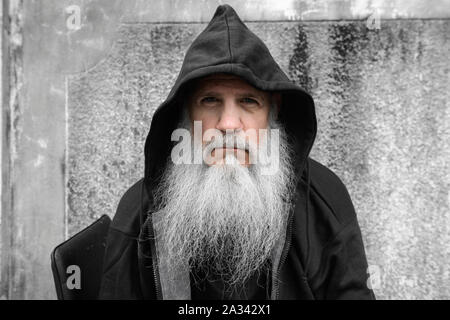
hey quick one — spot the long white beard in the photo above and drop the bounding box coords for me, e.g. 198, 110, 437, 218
152, 113, 296, 291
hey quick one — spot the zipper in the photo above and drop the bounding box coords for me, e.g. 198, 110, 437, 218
272, 205, 295, 300
139, 181, 163, 299
272, 157, 311, 299
142, 213, 163, 300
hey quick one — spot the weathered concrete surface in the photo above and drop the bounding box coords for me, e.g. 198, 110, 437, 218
1, 0, 125, 299
0, 0, 68, 299
121, 0, 450, 22
67, 20, 450, 299
1, 0, 449, 300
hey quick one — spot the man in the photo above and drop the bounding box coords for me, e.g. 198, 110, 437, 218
99, 4, 375, 300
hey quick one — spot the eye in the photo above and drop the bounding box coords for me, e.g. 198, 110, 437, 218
201, 96, 219, 104
241, 97, 259, 105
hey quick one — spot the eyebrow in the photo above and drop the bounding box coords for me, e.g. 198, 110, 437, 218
236, 92, 265, 101
197, 90, 266, 101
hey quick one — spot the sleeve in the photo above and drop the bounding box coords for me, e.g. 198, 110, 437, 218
98, 228, 143, 300
311, 219, 376, 300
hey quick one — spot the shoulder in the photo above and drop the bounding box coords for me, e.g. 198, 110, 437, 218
110, 178, 147, 237
308, 157, 357, 226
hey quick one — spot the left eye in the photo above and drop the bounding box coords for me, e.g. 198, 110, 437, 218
241, 98, 258, 104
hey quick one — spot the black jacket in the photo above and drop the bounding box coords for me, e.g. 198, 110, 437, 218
98, 4, 375, 300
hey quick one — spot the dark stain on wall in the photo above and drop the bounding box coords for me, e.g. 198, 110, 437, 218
288, 24, 312, 93
328, 22, 368, 167
398, 28, 409, 63
329, 23, 360, 87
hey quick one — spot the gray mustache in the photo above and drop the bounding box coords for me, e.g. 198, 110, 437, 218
204, 135, 252, 151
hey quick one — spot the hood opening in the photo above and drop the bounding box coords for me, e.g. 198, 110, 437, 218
142, 4, 317, 215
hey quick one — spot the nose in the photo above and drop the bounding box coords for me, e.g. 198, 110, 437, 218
215, 100, 243, 133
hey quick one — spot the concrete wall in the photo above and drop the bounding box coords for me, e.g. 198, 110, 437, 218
1, 0, 449, 299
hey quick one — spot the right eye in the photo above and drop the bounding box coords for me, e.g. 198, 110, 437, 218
201, 97, 219, 103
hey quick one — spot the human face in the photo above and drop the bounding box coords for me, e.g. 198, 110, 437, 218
188, 74, 278, 166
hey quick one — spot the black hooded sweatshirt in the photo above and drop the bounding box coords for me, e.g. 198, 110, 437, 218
98, 4, 375, 300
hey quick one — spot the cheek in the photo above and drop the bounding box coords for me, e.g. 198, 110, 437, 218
258, 115, 269, 129
199, 118, 217, 139
190, 112, 218, 145
241, 111, 270, 147
242, 112, 269, 133
191, 109, 216, 129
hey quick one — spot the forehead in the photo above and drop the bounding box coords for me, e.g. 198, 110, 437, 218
190, 73, 267, 96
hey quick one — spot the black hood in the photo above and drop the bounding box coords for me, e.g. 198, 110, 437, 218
143, 4, 317, 203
